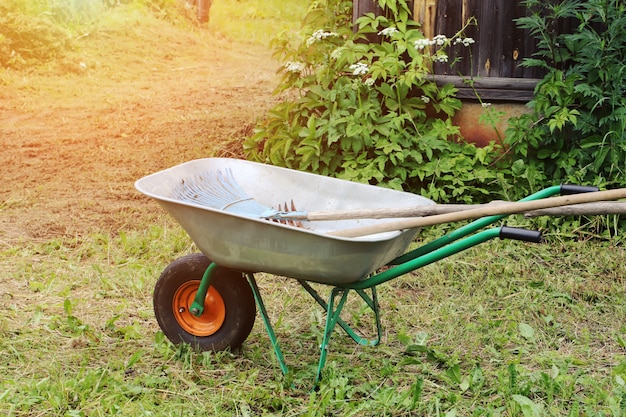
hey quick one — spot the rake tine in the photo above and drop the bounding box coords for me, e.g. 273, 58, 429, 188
285, 200, 296, 226
215, 169, 253, 210
173, 171, 236, 208
291, 199, 304, 228
275, 203, 284, 224
286, 201, 296, 226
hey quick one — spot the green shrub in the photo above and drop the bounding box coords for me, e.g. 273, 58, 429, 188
0, 0, 198, 69
504, 0, 626, 197
0, 1, 74, 68
244, 0, 502, 203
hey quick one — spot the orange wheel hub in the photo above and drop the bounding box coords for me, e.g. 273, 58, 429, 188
172, 280, 226, 336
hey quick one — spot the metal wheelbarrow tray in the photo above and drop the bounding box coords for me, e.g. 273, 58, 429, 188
135, 157, 436, 284
135, 158, 594, 386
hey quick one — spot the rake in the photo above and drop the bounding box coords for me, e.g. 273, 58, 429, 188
171, 169, 626, 234
170, 168, 474, 220
171, 169, 303, 226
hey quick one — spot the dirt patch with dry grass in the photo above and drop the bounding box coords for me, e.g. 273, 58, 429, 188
0, 12, 280, 245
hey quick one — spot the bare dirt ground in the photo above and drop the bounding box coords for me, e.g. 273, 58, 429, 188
0, 15, 281, 246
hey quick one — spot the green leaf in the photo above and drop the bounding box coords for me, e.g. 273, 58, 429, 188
536, 148, 552, 159
377, 82, 395, 98
511, 395, 543, 417
518, 323, 535, 341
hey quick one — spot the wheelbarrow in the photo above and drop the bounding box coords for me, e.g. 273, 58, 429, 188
134, 158, 623, 386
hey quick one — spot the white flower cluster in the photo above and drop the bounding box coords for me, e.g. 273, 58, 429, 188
414, 38, 432, 50
284, 61, 305, 73
415, 35, 475, 49
349, 62, 369, 76
306, 30, 339, 46
432, 34, 448, 45
454, 37, 476, 47
378, 27, 398, 37
413, 34, 476, 64
415, 34, 449, 49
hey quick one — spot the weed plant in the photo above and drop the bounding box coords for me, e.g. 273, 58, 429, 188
504, 0, 626, 196
0, 0, 308, 70
0, 0, 76, 68
210, 0, 308, 46
0, 0, 198, 69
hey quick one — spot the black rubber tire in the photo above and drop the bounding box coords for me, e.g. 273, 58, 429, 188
153, 253, 256, 351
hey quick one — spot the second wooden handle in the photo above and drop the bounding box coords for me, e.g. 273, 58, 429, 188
328, 188, 626, 238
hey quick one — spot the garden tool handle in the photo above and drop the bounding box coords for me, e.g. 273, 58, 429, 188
499, 226, 542, 243
329, 188, 626, 238
560, 184, 598, 195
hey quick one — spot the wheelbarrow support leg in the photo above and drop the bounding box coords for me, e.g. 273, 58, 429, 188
315, 287, 350, 386
245, 273, 289, 377
299, 282, 382, 347
354, 288, 383, 347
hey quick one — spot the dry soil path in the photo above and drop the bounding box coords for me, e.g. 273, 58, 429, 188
0, 21, 281, 245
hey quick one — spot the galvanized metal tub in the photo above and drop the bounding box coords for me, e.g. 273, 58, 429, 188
135, 158, 435, 284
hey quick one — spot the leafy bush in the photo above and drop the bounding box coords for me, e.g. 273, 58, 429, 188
504, 0, 626, 197
244, 0, 501, 203
0, 1, 74, 68
0, 0, 200, 69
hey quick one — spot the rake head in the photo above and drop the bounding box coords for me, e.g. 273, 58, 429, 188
171, 169, 305, 228
171, 168, 273, 217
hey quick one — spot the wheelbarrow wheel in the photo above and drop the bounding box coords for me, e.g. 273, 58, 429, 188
153, 253, 256, 351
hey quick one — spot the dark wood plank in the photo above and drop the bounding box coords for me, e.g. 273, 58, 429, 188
432, 75, 540, 101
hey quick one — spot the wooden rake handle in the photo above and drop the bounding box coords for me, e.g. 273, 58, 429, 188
328, 188, 626, 238
297, 202, 503, 221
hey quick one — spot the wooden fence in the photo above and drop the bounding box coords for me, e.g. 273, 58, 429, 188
353, 0, 569, 101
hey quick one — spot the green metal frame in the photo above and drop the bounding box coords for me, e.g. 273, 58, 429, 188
189, 262, 217, 316
245, 274, 289, 376
190, 185, 565, 386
